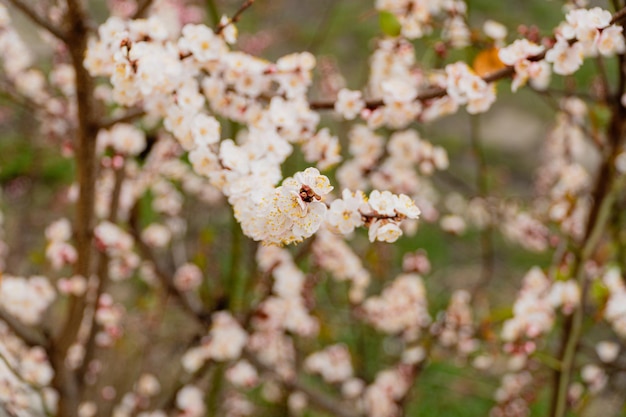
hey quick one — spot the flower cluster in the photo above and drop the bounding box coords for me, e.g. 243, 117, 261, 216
182, 311, 248, 372
361, 273, 431, 339
0, 276, 55, 326
501, 267, 579, 347
304, 344, 354, 384
45, 218, 77, 270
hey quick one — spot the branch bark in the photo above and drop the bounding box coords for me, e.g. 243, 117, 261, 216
3, 0, 67, 41
0, 308, 49, 348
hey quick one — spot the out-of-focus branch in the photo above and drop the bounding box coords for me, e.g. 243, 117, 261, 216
215, 0, 255, 34
245, 352, 362, 417
129, 203, 211, 325
550, 48, 626, 416
0, 350, 53, 416
133, 0, 154, 19
309, 66, 515, 111
3, 0, 67, 41
310, 6, 626, 113
468, 115, 495, 299
0, 308, 49, 348
50, 0, 98, 415
77, 164, 126, 384
99, 108, 146, 129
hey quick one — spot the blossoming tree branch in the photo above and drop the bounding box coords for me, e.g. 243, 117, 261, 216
1, 0, 626, 416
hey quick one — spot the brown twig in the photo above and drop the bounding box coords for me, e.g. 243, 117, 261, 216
129, 203, 210, 325
214, 0, 255, 34
245, 352, 363, 417
49, 1, 98, 415
133, 0, 154, 19
99, 108, 146, 129
0, 308, 49, 347
77, 164, 126, 384
3, 0, 67, 41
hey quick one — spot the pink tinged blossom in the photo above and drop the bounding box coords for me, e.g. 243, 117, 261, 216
101, 123, 147, 156
483, 20, 507, 42
141, 223, 171, 248
326, 191, 365, 235
0, 276, 56, 325
381, 79, 418, 104
596, 341, 620, 363
547, 280, 580, 314
562, 7, 611, 42
362, 273, 430, 336
173, 263, 203, 292
136, 373, 161, 397
498, 39, 545, 66
597, 25, 626, 56
367, 190, 397, 216
335, 88, 365, 120
304, 344, 354, 384
176, 385, 206, 417
293, 167, 333, 197
301, 128, 342, 170
545, 38, 584, 75
94, 221, 134, 256
46, 241, 78, 270
288, 392, 307, 415
179, 24, 227, 62
219, 15, 238, 45
57, 275, 88, 296
226, 360, 259, 388
581, 364, 607, 393
395, 194, 421, 218
205, 311, 248, 361
45, 218, 72, 242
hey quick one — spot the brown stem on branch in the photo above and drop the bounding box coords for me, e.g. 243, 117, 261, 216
99, 108, 146, 129
133, 0, 154, 18
468, 115, 495, 300
310, 7, 626, 113
549, 50, 626, 417
0, 308, 49, 348
215, 0, 255, 34
129, 203, 210, 325
76, 164, 126, 385
245, 352, 363, 417
49, 1, 98, 416
3, 0, 67, 41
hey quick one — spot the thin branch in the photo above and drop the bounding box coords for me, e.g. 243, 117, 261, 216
215, 0, 255, 34
0, 308, 49, 348
309, 66, 515, 111
310, 6, 626, 112
245, 352, 362, 417
77, 164, 126, 383
611, 5, 626, 25
0, 350, 53, 416
99, 108, 146, 129
468, 115, 495, 299
129, 203, 210, 325
3, 0, 67, 41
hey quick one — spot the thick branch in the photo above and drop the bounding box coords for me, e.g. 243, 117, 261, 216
133, 0, 154, 19
51, 1, 97, 416
0, 308, 49, 348
3, 0, 67, 41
